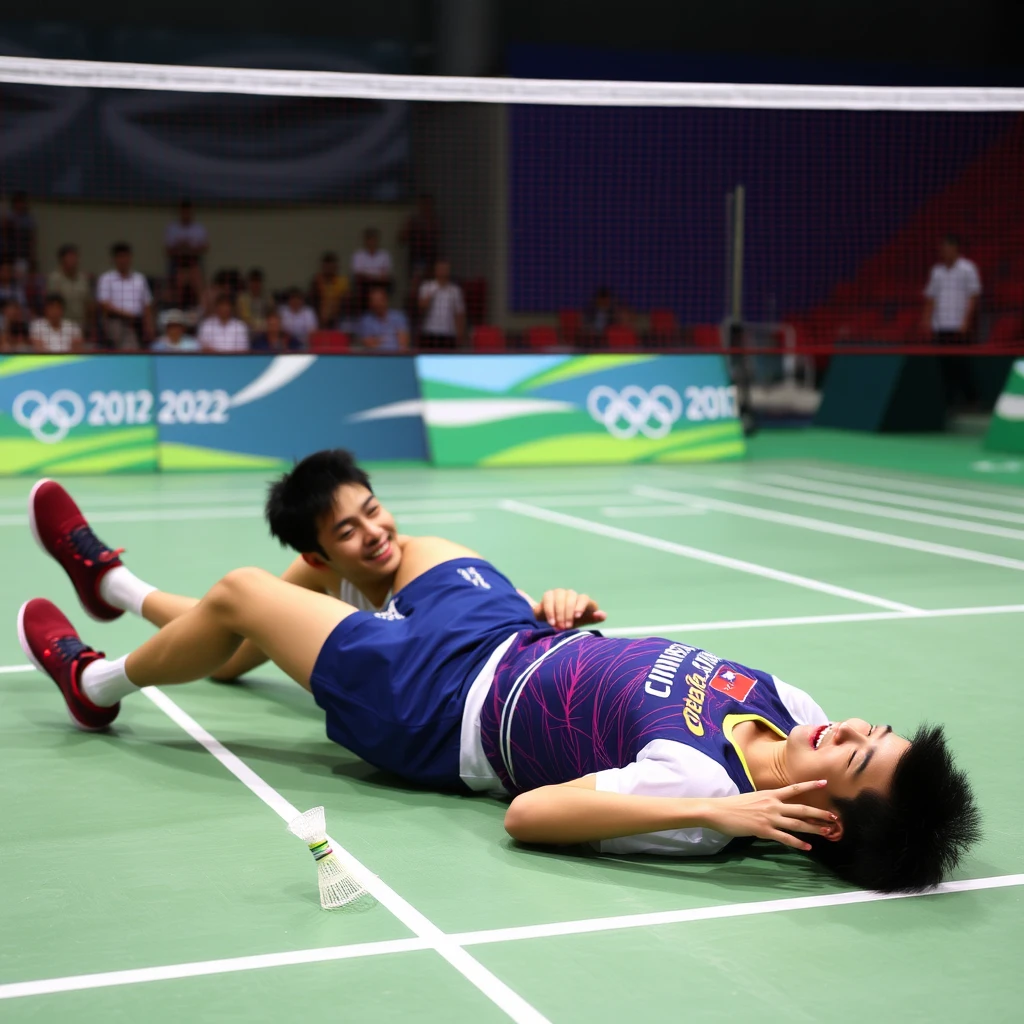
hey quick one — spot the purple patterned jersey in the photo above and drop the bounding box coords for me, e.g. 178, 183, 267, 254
479, 629, 799, 796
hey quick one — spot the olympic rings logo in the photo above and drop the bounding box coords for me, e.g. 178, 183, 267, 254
12, 389, 85, 444
586, 384, 683, 439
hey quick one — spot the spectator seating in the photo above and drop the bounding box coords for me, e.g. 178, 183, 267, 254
649, 309, 679, 339
987, 314, 1023, 347
606, 324, 638, 349
691, 324, 721, 349
309, 330, 351, 353
558, 309, 582, 345
472, 325, 506, 351
526, 325, 559, 350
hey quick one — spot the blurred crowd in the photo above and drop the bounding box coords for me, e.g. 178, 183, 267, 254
0, 194, 468, 355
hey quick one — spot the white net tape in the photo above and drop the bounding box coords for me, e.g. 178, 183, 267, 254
1, 55, 1024, 110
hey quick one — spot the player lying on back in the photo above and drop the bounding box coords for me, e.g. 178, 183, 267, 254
18, 453, 980, 894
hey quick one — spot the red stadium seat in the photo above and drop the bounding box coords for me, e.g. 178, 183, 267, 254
309, 331, 351, 353
606, 324, 638, 349
472, 325, 506, 352
526, 325, 559, 350
558, 309, 582, 344
649, 309, 679, 335
691, 324, 721, 349
993, 281, 1024, 308
987, 314, 1023, 347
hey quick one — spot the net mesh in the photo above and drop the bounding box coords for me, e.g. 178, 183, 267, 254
2, 56, 1023, 358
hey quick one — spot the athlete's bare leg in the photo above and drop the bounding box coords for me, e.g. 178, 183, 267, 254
124, 536, 480, 692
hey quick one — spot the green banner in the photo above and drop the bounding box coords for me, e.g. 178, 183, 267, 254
413, 354, 745, 466
985, 360, 1024, 453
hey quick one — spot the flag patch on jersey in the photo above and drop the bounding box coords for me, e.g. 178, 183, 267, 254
709, 665, 757, 701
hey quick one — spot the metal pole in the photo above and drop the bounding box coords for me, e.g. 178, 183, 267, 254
731, 184, 745, 323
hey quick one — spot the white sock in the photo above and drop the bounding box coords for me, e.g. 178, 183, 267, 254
99, 566, 157, 617
80, 655, 138, 707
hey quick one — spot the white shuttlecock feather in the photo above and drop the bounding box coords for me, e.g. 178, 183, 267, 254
287, 806, 366, 910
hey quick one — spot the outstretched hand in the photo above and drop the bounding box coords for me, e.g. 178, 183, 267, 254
704, 780, 838, 851
533, 589, 607, 631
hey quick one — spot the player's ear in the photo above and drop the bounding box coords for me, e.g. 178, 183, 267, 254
823, 814, 844, 843
302, 552, 327, 570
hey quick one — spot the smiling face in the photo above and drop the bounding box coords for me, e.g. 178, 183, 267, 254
786, 719, 911, 805
310, 483, 400, 587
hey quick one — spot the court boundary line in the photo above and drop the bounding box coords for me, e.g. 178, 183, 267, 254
633, 485, 1024, 574
4, 601, 1023, 682
136, 688, 552, 1024
499, 499, 920, 613
3, 872, 1020, 1001
705, 478, 1024, 541
752, 472, 1024, 526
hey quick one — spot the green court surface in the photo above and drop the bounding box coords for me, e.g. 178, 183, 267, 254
1, 441, 1021, 1022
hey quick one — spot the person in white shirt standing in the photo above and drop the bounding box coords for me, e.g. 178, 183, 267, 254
198, 293, 249, 353
418, 259, 466, 349
30, 294, 83, 353
351, 227, 393, 312
96, 243, 154, 351
164, 199, 209, 308
922, 235, 982, 407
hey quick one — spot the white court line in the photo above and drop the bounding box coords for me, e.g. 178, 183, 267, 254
634, 485, 1024, 574
0, 494, 645, 527
601, 505, 707, 518
0, 937, 431, 1001
704, 477, 1024, 542
0, 508, 479, 527
4, 871, 1020, 1002
600, 602, 1024, 636
499, 499, 919, 613
139, 688, 550, 1024
790, 466, 1024, 510
453, 873, 1024, 947
754, 472, 1024, 526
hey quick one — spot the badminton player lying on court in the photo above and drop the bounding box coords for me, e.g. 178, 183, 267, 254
19, 453, 980, 894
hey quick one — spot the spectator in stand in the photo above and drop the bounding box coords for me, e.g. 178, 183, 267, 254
236, 268, 273, 334
418, 259, 465, 349
97, 243, 154, 350
0, 258, 27, 313
351, 228, 393, 311
29, 294, 84, 353
278, 287, 317, 347
152, 309, 200, 353
399, 193, 440, 288
251, 309, 302, 352
47, 245, 92, 333
358, 285, 409, 352
0, 299, 30, 352
2, 192, 37, 270
922, 235, 982, 408
583, 285, 626, 338
165, 199, 208, 302
198, 293, 248, 353
199, 293, 249, 353
310, 252, 350, 328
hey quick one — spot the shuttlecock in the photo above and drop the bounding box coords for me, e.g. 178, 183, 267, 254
287, 806, 366, 910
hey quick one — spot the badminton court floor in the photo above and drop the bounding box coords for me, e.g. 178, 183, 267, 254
0, 452, 1020, 1022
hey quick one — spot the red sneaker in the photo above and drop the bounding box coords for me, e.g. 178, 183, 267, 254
29, 479, 125, 622
17, 598, 118, 731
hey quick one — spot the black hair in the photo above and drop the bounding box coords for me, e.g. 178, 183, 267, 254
58, 243, 78, 259
805, 724, 980, 892
248, 267, 263, 280
44, 293, 65, 308
266, 449, 372, 555
111, 242, 131, 256
322, 251, 337, 262
942, 234, 961, 249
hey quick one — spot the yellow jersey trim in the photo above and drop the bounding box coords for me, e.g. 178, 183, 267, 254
723, 713, 788, 789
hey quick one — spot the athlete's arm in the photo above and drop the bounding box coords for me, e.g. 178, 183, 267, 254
209, 556, 336, 681
503, 777, 834, 851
